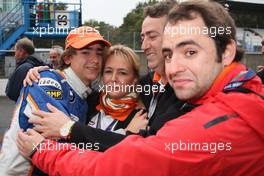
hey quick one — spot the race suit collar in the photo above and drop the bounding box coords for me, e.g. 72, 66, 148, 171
63, 67, 92, 99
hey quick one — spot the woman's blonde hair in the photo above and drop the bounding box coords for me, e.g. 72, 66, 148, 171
102, 44, 140, 79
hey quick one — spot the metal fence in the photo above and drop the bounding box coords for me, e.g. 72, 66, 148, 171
0, 49, 50, 78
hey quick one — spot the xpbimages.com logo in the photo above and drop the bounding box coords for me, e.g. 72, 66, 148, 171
33, 141, 100, 154
164, 25, 232, 38
164, 140, 232, 154
32, 25, 101, 37
32, 24, 75, 37
98, 83, 166, 96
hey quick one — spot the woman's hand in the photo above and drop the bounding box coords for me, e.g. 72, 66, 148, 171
23, 66, 49, 87
29, 103, 72, 139
125, 109, 148, 134
16, 129, 45, 159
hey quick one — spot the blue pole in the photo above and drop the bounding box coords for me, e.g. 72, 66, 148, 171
79, 0, 82, 26
23, 0, 30, 29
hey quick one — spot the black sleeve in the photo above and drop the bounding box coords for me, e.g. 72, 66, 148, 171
86, 92, 100, 124
257, 69, 264, 84
69, 122, 127, 152
139, 72, 154, 109
5, 63, 32, 102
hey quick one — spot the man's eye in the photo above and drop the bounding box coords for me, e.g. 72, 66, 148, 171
149, 35, 158, 40
81, 51, 89, 55
163, 52, 172, 61
120, 72, 128, 75
104, 70, 112, 74
185, 50, 197, 57
164, 55, 171, 60
97, 51, 103, 56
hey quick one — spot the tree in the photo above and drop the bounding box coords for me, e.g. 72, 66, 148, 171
84, 19, 116, 41
83, 0, 158, 50
114, 0, 158, 49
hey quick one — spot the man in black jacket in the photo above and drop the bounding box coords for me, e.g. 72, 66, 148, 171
139, 0, 186, 136
5, 37, 45, 102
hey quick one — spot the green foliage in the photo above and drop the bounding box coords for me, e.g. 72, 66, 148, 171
232, 12, 264, 28
84, 19, 116, 41
83, 0, 158, 50
54, 2, 68, 10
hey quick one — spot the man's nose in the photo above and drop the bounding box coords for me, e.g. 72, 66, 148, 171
166, 56, 186, 75
111, 72, 117, 82
141, 38, 150, 51
89, 52, 100, 64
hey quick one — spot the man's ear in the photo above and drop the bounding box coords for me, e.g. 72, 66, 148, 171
222, 39, 236, 66
63, 56, 72, 65
20, 49, 27, 57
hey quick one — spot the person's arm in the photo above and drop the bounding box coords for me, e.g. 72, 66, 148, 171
31, 136, 172, 176
31, 127, 216, 176
6, 64, 32, 101
30, 106, 145, 152
23, 65, 50, 86
30, 105, 148, 151
69, 122, 127, 152
17, 110, 221, 176
19, 128, 178, 176
28, 104, 126, 150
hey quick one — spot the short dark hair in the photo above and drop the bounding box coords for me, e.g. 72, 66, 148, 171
167, 0, 244, 62
144, 0, 178, 18
15, 37, 35, 55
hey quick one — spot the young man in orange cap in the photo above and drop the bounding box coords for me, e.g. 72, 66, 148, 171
0, 26, 110, 176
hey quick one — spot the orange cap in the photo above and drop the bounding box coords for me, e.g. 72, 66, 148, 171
65, 26, 111, 49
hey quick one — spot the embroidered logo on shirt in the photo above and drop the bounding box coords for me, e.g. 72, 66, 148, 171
38, 78, 62, 90
46, 90, 62, 99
